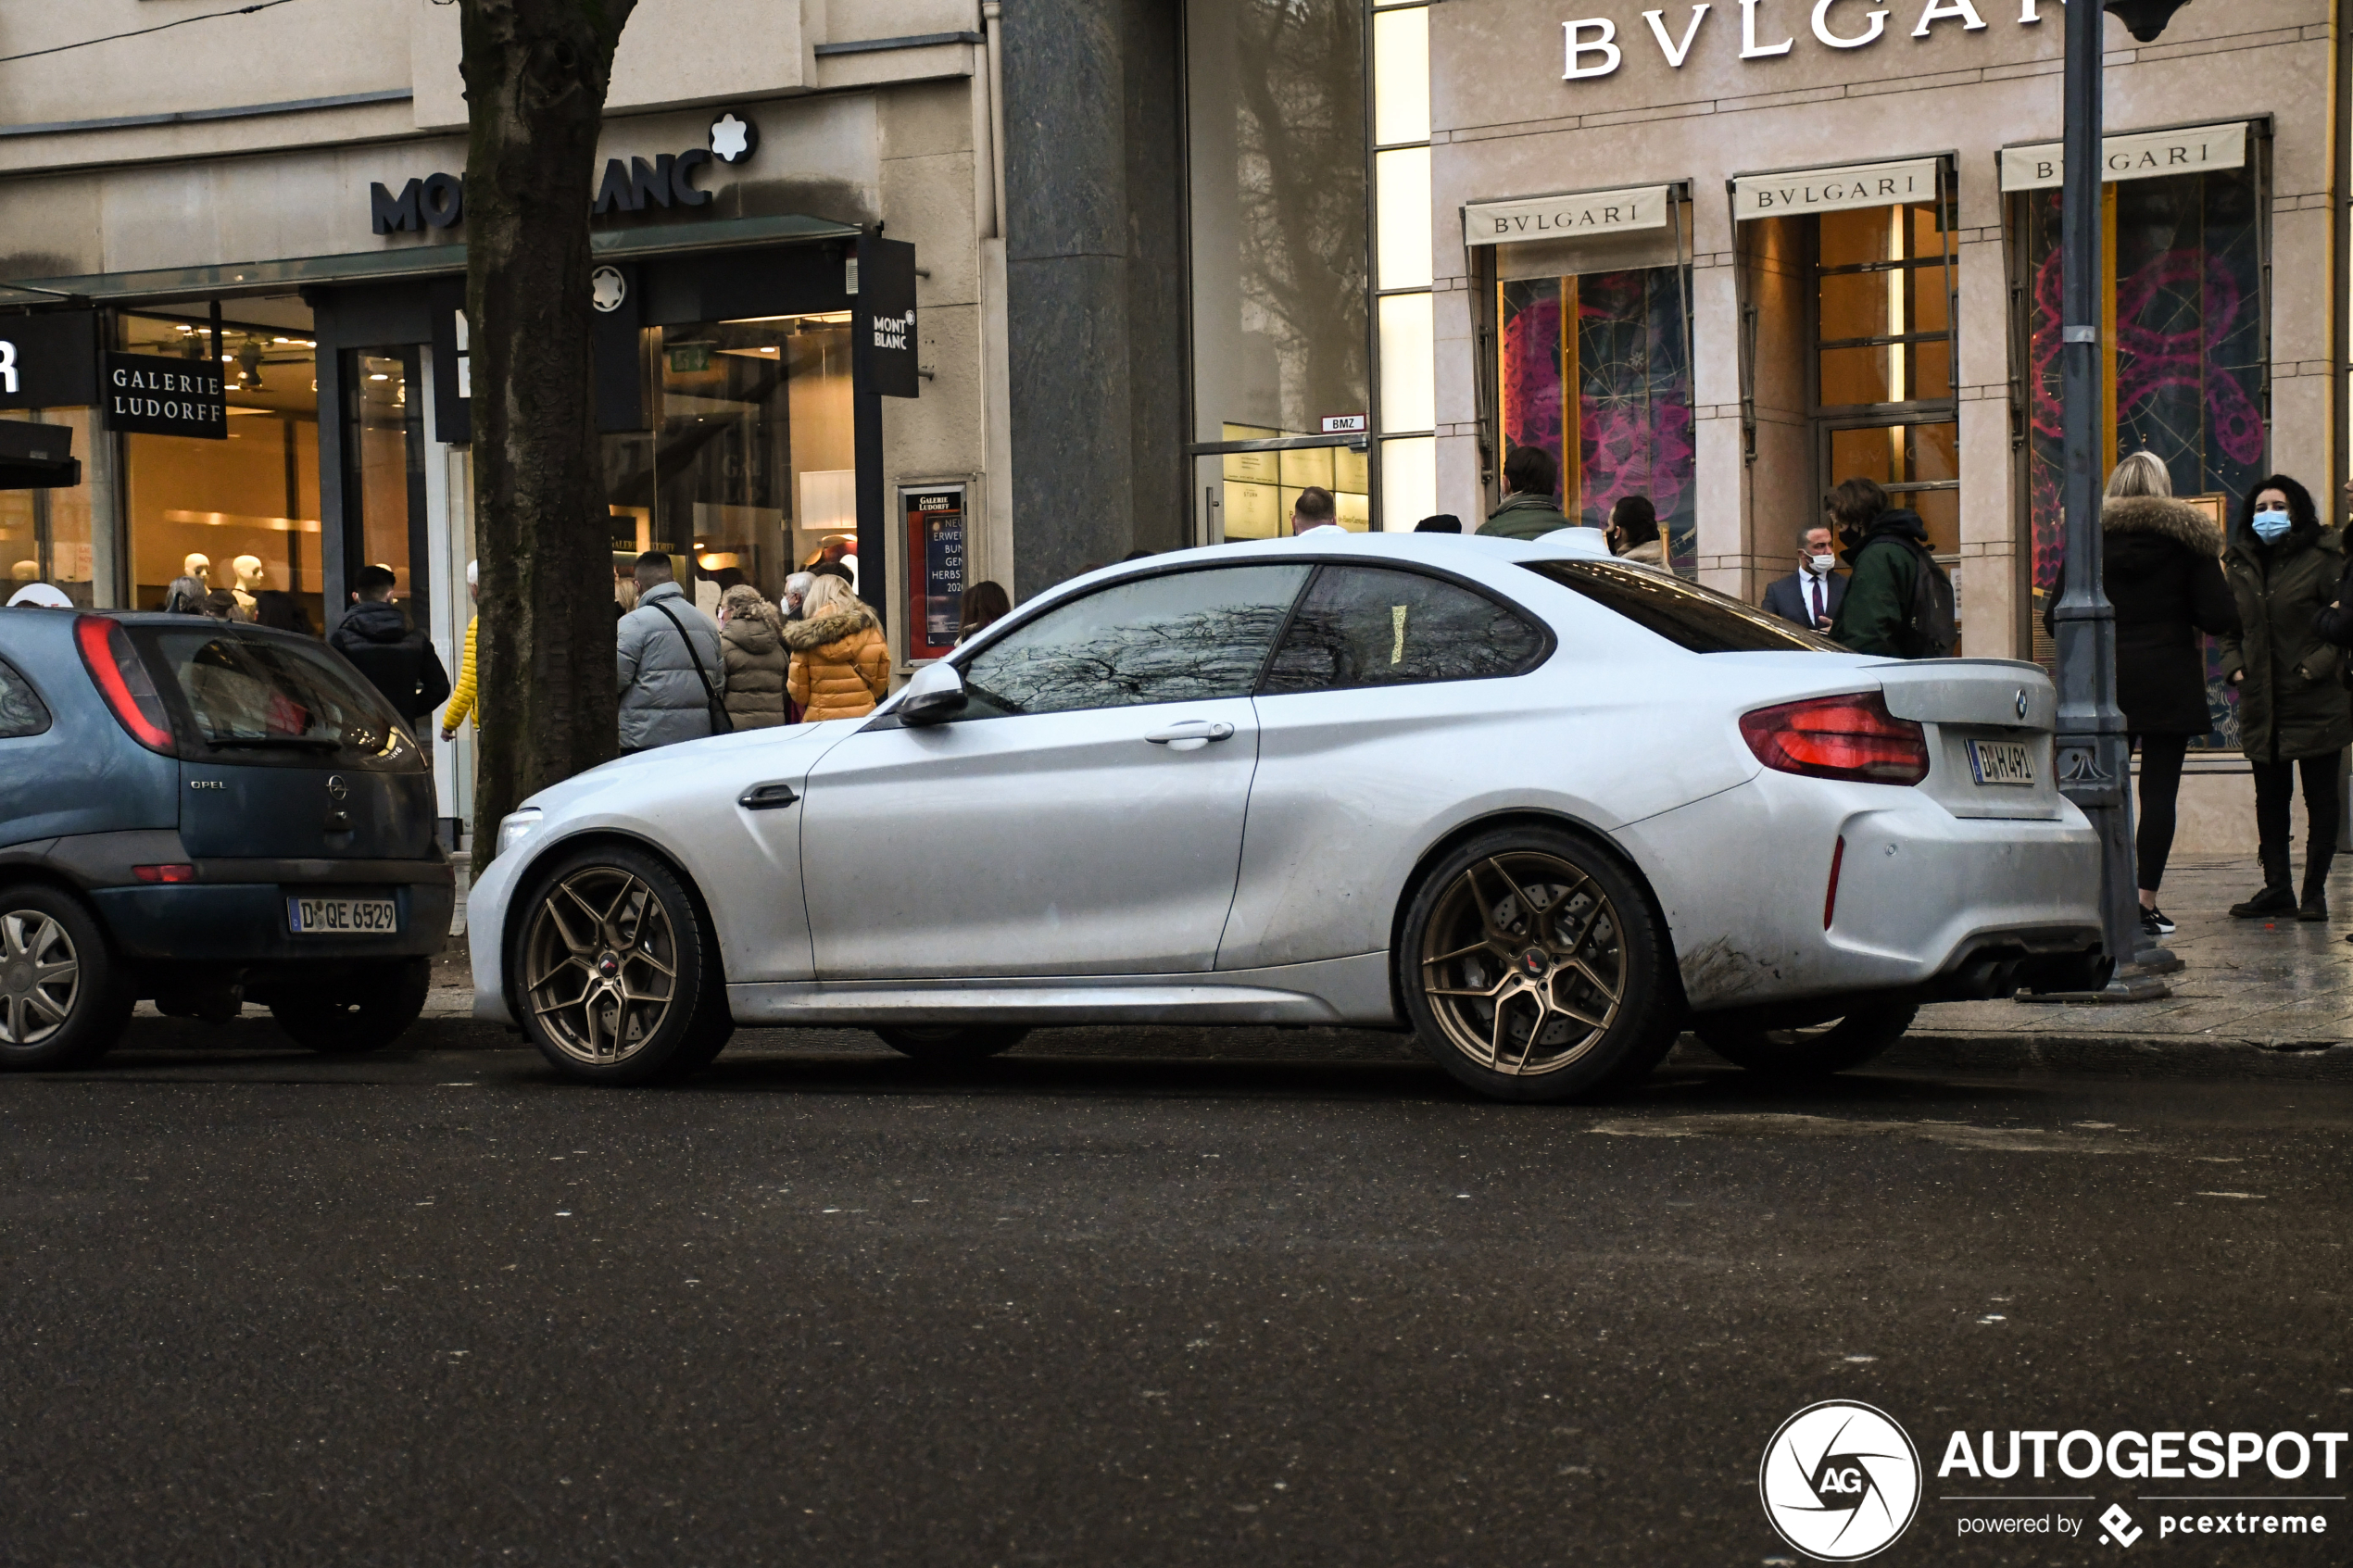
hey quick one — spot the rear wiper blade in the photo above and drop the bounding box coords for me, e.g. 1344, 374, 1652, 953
204, 735, 346, 751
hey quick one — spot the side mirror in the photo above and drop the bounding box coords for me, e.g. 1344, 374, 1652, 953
898, 660, 968, 726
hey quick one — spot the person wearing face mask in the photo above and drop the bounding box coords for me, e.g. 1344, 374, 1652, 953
1604, 495, 1665, 565
2220, 474, 2349, 921
1762, 522, 1846, 633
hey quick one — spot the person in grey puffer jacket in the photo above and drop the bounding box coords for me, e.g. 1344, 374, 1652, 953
615, 551, 724, 753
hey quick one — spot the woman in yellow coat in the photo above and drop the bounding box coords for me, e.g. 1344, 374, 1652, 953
786, 573, 890, 721
439, 559, 479, 745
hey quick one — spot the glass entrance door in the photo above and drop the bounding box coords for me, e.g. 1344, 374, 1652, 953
342, 347, 428, 633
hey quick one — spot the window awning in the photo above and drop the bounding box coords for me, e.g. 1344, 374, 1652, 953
1999, 120, 2247, 193
1462, 184, 1672, 248
1730, 157, 1943, 221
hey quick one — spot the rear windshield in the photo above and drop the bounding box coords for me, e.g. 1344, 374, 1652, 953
133, 626, 420, 769
1521, 559, 1842, 654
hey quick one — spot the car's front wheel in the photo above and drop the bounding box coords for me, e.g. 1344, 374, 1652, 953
0, 886, 131, 1071
1400, 827, 1677, 1102
269, 958, 431, 1053
875, 1023, 1029, 1063
511, 844, 733, 1085
1693, 1001, 1917, 1080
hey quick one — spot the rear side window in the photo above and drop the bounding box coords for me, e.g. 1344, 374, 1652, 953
135, 628, 414, 767
960, 564, 1311, 718
1523, 559, 1840, 654
1260, 566, 1547, 695
0, 658, 49, 739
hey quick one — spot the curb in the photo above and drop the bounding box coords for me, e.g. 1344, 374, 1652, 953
1855, 1032, 2353, 1083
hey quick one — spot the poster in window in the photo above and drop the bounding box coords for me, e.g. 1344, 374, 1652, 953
903, 484, 966, 660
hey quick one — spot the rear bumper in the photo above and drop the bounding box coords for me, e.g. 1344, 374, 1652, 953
92, 878, 452, 962
1617, 774, 2103, 1011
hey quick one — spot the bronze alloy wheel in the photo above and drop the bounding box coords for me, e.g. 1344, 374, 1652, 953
522, 865, 683, 1067
1417, 850, 1629, 1078
0, 908, 79, 1047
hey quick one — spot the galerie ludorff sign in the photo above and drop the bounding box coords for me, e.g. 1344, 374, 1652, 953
104, 352, 226, 440
1463, 185, 1670, 247
1999, 120, 2247, 192
1731, 157, 1942, 219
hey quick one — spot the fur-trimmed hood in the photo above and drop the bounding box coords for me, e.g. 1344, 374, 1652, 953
784, 604, 878, 652
2101, 495, 2222, 556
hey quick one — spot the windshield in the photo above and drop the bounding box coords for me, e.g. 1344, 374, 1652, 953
1521, 559, 1843, 654
135, 627, 420, 769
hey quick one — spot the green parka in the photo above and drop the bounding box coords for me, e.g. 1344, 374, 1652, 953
1478, 492, 1573, 540
2221, 522, 2353, 762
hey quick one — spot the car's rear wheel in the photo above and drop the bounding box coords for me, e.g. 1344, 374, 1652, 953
269, 958, 431, 1053
1693, 1000, 1918, 1080
512, 845, 732, 1085
874, 1023, 1029, 1063
0, 886, 132, 1071
1400, 828, 1676, 1102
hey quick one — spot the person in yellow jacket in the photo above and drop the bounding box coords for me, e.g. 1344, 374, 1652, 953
786, 573, 890, 721
440, 559, 480, 744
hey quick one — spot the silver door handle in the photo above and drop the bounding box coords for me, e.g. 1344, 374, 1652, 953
1144, 721, 1236, 745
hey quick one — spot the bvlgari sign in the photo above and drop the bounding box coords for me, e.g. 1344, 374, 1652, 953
1732, 157, 1942, 219
1463, 184, 1669, 247
1561, 1, 2059, 81
105, 353, 226, 440
1999, 121, 2247, 192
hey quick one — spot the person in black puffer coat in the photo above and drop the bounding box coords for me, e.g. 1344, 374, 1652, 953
2077, 453, 2238, 939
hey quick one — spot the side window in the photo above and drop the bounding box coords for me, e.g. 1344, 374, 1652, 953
1261, 566, 1547, 695
959, 563, 1312, 719
0, 657, 51, 740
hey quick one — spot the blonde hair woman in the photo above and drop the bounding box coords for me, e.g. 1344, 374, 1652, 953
786, 574, 889, 721
2095, 451, 2238, 936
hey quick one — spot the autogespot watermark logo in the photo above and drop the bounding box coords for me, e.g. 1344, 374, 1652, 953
1760, 1400, 1923, 1561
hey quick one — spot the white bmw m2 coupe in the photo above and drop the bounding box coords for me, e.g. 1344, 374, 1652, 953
472, 533, 2103, 1099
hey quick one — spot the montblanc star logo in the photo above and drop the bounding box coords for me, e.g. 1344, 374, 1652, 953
590, 266, 626, 314
709, 112, 757, 164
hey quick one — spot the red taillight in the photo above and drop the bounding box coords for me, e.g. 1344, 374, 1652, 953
132, 864, 196, 884
1741, 691, 1930, 786
74, 615, 176, 755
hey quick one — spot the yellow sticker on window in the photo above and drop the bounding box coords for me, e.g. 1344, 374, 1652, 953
1390, 605, 1408, 665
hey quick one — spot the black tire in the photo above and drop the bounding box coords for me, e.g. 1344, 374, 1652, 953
0, 884, 132, 1071
510, 843, 732, 1085
269, 957, 432, 1053
875, 1024, 1029, 1063
1693, 999, 1918, 1080
1398, 826, 1674, 1103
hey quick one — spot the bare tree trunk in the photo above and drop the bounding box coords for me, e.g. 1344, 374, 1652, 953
461, 0, 636, 866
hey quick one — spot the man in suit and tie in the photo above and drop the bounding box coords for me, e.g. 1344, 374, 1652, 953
1760, 521, 1845, 633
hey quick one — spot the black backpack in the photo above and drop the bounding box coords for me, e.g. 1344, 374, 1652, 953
1893, 539, 1957, 659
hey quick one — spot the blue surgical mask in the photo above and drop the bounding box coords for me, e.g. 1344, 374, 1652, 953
2252, 507, 2293, 543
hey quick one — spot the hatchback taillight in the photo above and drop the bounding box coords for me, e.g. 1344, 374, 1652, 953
74, 615, 177, 755
1740, 691, 1930, 786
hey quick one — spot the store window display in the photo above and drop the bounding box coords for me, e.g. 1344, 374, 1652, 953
120, 305, 322, 627
0, 409, 96, 606
603, 311, 853, 609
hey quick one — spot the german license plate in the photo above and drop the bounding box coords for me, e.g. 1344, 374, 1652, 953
286, 896, 399, 935
1966, 739, 2035, 786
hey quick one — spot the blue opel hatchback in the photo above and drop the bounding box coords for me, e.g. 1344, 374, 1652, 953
0, 608, 453, 1067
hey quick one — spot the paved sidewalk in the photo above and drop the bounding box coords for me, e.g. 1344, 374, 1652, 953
1916, 852, 2353, 1048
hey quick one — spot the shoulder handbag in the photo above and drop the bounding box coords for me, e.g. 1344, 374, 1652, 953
648, 597, 733, 735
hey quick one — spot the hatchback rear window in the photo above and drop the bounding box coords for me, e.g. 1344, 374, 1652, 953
1521, 559, 1842, 654
134, 627, 417, 767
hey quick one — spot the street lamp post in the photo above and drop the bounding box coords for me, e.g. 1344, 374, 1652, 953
2049, 1, 2193, 998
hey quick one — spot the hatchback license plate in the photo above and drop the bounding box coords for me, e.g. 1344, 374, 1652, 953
1966, 739, 2035, 786
287, 896, 399, 935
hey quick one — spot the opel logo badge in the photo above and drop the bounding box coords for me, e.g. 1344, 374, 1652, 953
326, 775, 349, 801
2014, 689, 2030, 721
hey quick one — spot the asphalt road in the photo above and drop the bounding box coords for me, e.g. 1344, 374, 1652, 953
3, 1025, 2348, 1566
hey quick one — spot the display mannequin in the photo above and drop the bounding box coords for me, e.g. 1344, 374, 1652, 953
182, 553, 211, 589
231, 555, 266, 616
